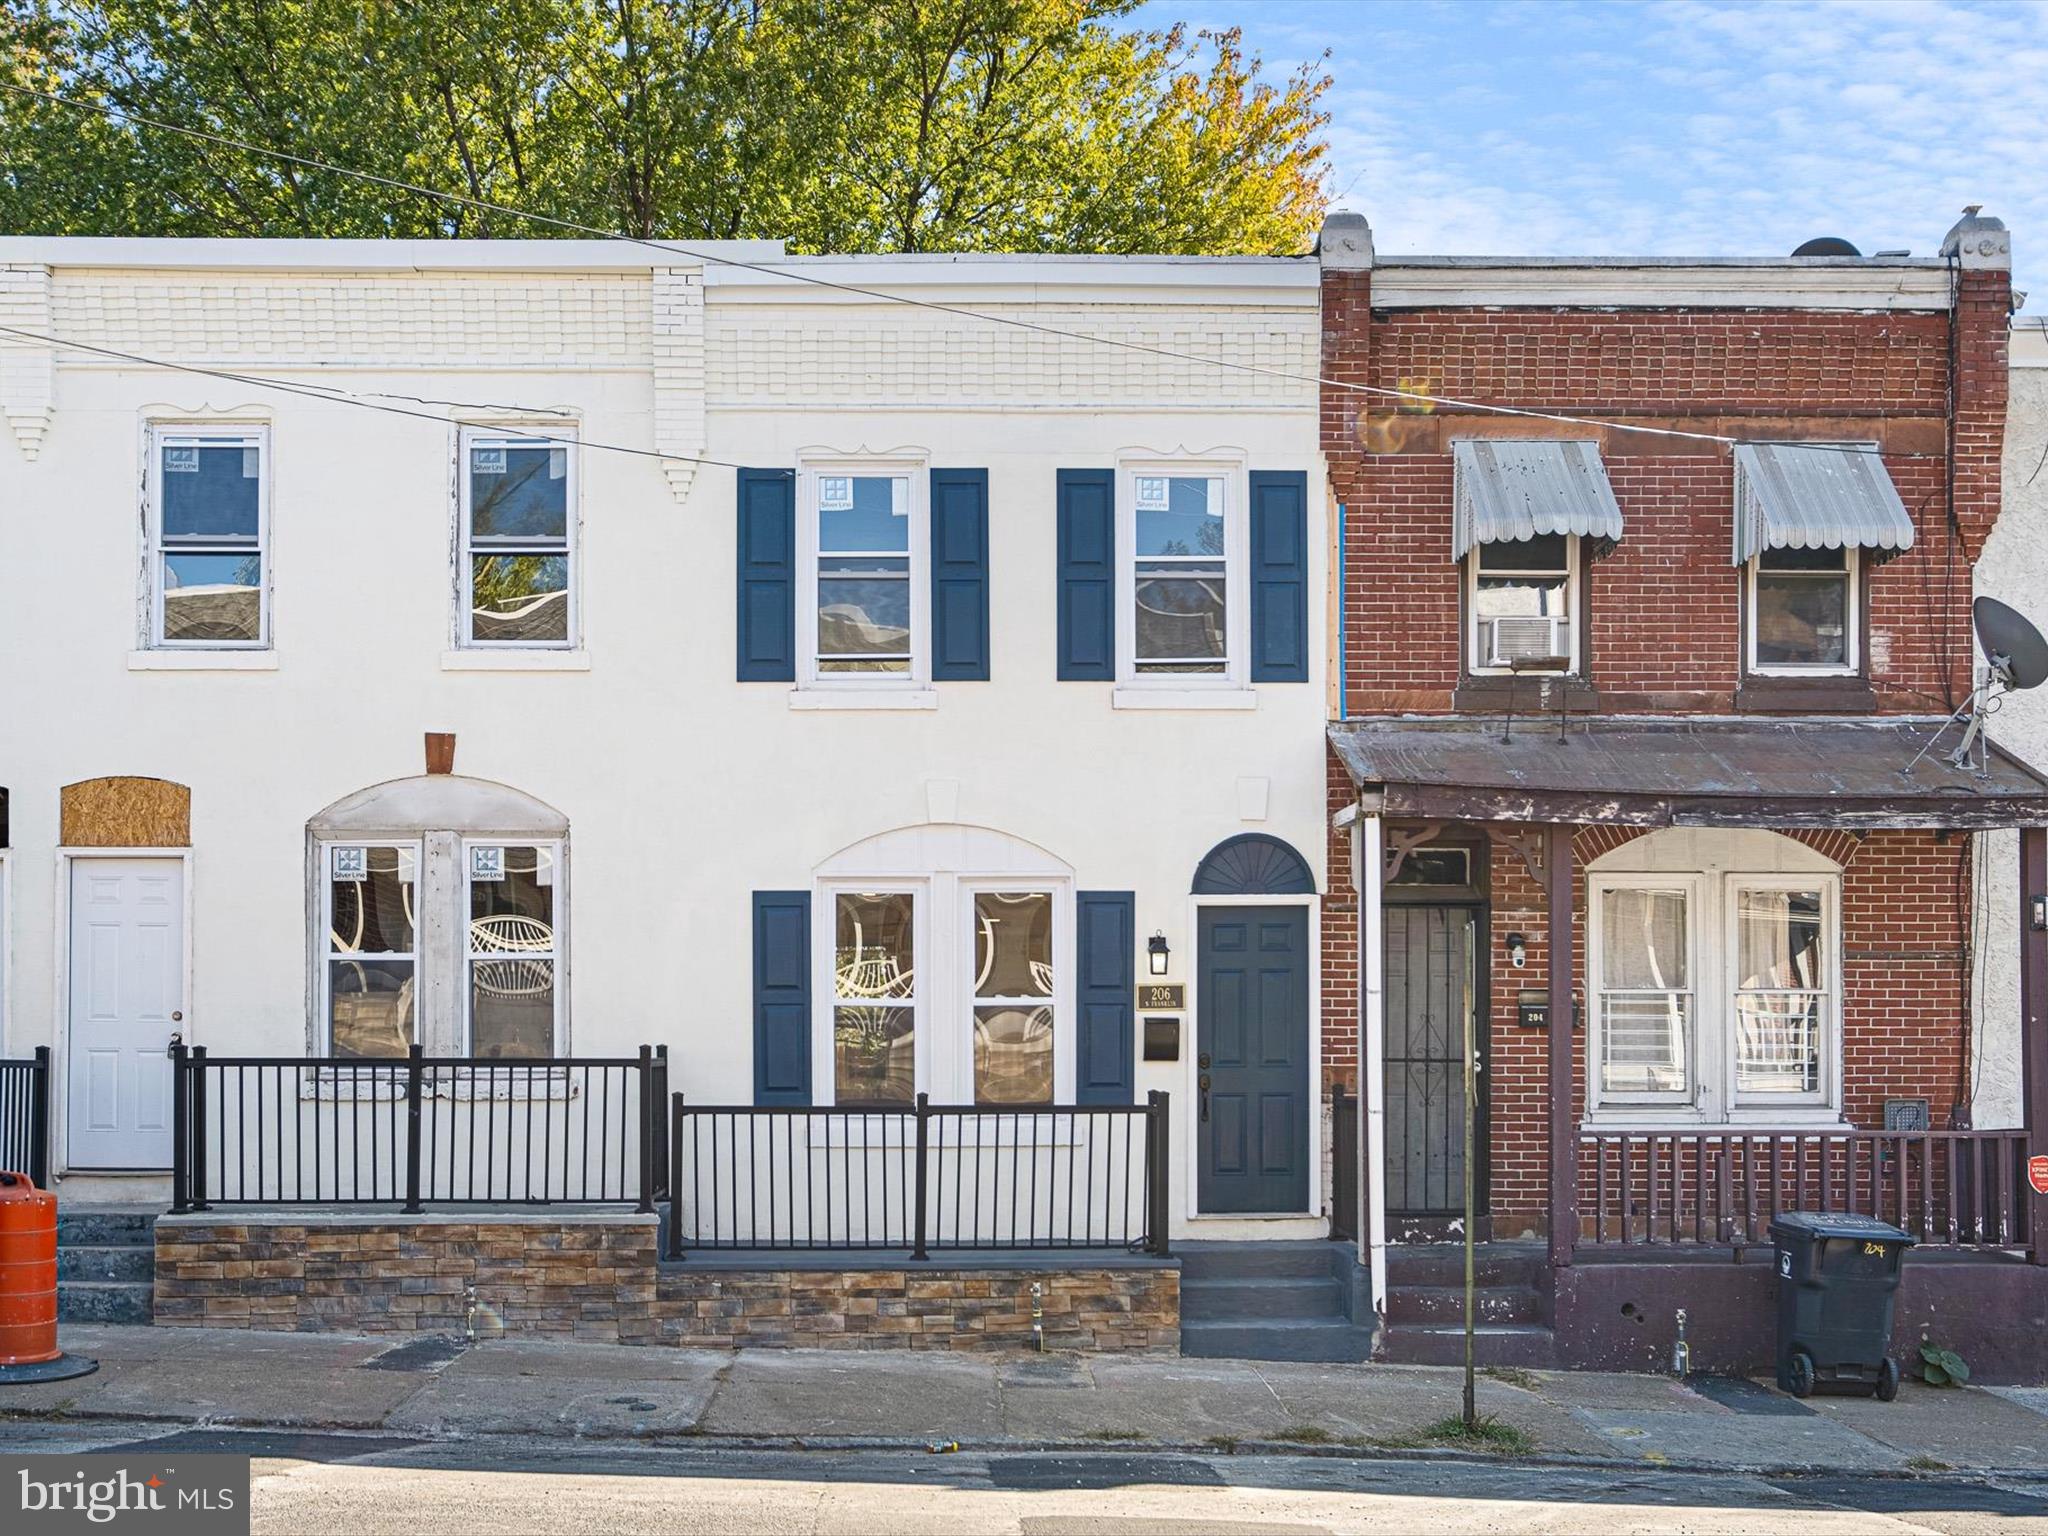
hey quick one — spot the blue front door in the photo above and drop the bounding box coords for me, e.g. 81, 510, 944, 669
1197, 905, 1310, 1213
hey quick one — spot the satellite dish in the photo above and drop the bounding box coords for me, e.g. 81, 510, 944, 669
1792, 236, 1862, 258
1974, 596, 2048, 691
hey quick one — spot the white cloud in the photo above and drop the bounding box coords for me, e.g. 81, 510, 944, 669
1151, 0, 2048, 298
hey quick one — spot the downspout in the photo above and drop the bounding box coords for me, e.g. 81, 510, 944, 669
1337, 502, 1349, 722
1357, 808, 1388, 1331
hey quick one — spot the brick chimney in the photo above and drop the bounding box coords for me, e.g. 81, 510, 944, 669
1940, 207, 2012, 564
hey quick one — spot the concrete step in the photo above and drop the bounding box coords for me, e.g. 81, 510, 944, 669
1180, 1275, 1343, 1321
58, 1279, 155, 1325
1380, 1323, 1557, 1369
56, 1207, 160, 1247
57, 1244, 156, 1282
1385, 1284, 1542, 1325
1175, 1241, 1340, 1282
1384, 1244, 1545, 1290
1181, 1316, 1377, 1363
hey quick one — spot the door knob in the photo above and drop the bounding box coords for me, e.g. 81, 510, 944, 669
1198, 1073, 1212, 1122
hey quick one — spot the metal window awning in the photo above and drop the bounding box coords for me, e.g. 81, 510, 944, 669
1451, 439, 1624, 560
1732, 442, 1915, 565
1328, 716, 2048, 830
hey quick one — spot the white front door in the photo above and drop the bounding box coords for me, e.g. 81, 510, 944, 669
67, 858, 184, 1168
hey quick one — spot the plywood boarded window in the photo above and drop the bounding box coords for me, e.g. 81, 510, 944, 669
60, 777, 192, 847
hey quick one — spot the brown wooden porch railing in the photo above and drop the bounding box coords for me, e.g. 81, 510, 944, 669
1579, 1129, 2032, 1251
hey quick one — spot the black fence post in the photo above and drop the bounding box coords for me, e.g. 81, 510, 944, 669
636, 1045, 657, 1215
912, 1093, 931, 1262
169, 1041, 189, 1213
667, 1092, 684, 1260
189, 1046, 210, 1211
1147, 1091, 1171, 1258
28, 1045, 51, 1193
651, 1045, 670, 1201
402, 1042, 425, 1214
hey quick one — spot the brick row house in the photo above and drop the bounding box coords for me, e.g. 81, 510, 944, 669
2, 213, 2044, 1375
1319, 209, 2048, 1375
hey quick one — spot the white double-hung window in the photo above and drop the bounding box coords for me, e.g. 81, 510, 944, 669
1589, 867, 1839, 1122
1121, 463, 1245, 685
147, 427, 270, 648
459, 429, 577, 648
799, 459, 926, 687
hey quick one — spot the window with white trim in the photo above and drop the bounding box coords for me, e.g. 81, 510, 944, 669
148, 427, 269, 648
460, 429, 576, 648
1747, 545, 1858, 675
464, 842, 563, 1058
801, 462, 925, 685
1588, 869, 1839, 1121
323, 843, 420, 1059
1468, 534, 1578, 675
1129, 471, 1232, 677
817, 865, 1071, 1106
318, 835, 567, 1059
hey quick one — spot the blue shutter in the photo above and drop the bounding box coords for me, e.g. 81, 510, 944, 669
736, 468, 796, 681
1249, 470, 1309, 682
752, 891, 812, 1105
1056, 469, 1115, 680
1075, 891, 1135, 1105
930, 468, 990, 680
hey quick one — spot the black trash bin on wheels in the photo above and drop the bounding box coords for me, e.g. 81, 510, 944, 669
1769, 1212, 1915, 1400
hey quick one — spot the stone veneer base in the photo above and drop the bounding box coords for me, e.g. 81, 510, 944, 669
153, 1211, 1179, 1353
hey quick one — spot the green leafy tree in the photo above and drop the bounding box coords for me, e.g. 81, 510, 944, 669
0, 0, 1330, 253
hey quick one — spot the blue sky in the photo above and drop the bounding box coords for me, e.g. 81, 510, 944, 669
1142, 0, 2047, 300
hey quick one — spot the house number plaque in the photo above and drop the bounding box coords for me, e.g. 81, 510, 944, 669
1138, 983, 1184, 1010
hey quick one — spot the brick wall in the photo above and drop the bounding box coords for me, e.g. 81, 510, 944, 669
1319, 260, 2008, 1238
155, 1214, 1178, 1353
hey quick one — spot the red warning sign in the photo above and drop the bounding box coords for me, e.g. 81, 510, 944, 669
2029, 1156, 2048, 1196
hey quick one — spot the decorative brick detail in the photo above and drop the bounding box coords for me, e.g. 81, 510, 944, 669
651, 267, 705, 503
649, 1266, 1178, 1353
156, 1215, 1177, 1353
0, 264, 54, 459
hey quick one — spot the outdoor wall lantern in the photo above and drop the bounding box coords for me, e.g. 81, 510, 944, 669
1505, 932, 1528, 969
1148, 931, 1171, 977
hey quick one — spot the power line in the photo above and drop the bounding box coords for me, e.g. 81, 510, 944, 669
0, 79, 1928, 455
0, 325, 740, 469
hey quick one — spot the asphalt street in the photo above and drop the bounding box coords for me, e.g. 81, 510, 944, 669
8, 1421, 2048, 1535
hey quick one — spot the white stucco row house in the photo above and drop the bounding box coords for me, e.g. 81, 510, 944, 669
0, 238, 1331, 1248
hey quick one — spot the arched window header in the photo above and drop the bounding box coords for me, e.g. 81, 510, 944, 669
1192, 833, 1315, 895
309, 774, 567, 839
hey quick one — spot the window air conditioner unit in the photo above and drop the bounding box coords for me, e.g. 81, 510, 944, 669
1488, 614, 1571, 667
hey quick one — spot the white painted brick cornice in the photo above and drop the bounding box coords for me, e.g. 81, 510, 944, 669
652, 267, 706, 502
0, 264, 54, 459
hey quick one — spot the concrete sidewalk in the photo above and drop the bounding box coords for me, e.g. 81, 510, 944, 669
5, 1325, 2047, 1478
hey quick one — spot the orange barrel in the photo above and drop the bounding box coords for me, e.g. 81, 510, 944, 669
0, 1172, 59, 1366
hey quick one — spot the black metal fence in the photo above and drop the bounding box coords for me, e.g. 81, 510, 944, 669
1330, 1085, 1358, 1243
171, 1043, 666, 1213
667, 1091, 1170, 1261
0, 1047, 52, 1189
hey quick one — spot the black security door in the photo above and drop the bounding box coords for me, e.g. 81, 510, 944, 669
1382, 905, 1487, 1228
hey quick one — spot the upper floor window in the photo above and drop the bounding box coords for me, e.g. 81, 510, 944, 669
460, 429, 576, 648
1469, 535, 1579, 674
1747, 545, 1858, 675
800, 461, 926, 687
1117, 461, 1245, 687
148, 427, 269, 649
